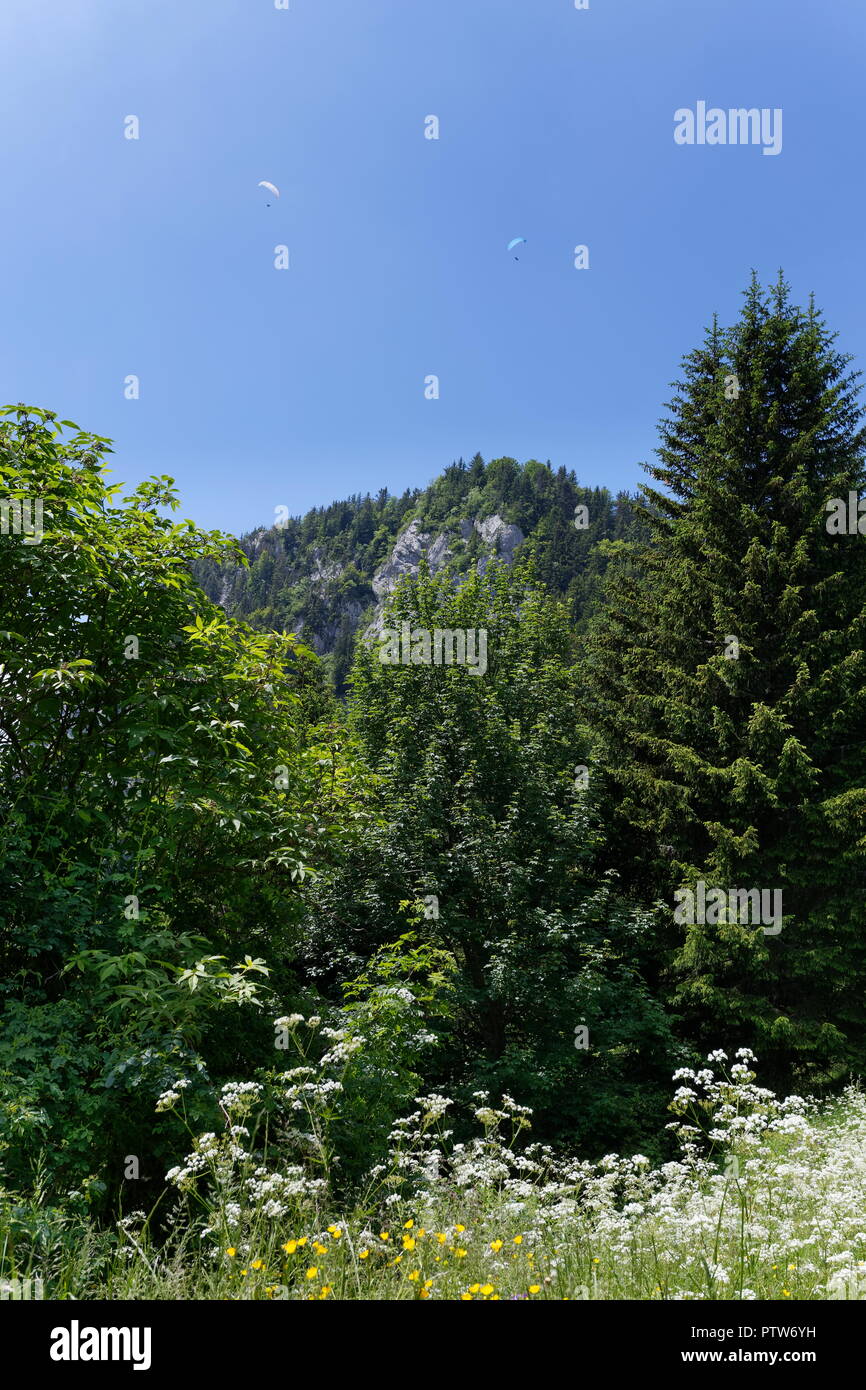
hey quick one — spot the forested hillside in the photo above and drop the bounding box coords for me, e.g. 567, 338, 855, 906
3, 275, 866, 1302
192, 455, 646, 689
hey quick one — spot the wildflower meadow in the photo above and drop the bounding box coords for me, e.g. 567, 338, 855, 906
5, 1036, 865, 1304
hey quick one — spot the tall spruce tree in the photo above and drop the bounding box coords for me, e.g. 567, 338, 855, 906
585, 273, 866, 1088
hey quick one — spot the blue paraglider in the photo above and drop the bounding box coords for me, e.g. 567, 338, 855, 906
507, 236, 527, 260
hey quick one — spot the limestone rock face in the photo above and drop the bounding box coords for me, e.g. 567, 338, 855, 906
371, 513, 525, 599
372, 520, 448, 599
426, 532, 452, 572
363, 513, 526, 638
310, 546, 344, 583
473, 514, 524, 574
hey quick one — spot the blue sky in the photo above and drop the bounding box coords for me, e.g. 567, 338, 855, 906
1, 0, 864, 535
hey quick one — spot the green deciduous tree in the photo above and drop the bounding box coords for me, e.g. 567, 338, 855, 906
306, 559, 678, 1154
0, 406, 359, 1195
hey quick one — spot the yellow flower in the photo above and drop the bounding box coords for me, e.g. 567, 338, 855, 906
314, 1242, 327, 1256
297, 1237, 308, 1248
437, 1233, 447, 1245
240, 1269, 248, 1277
359, 1250, 370, 1260
424, 1280, 433, 1289
592, 1257, 600, 1264
787, 1264, 796, 1272
403, 1237, 416, 1251
480, 1284, 494, 1296
420, 1289, 430, 1299
408, 1271, 420, 1282
470, 1284, 481, 1294
226, 1248, 237, 1258
282, 1241, 297, 1255
513, 1235, 523, 1245
529, 1284, 541, 1294
327, 1225, 342, 1238
461, 1292, 473, 1300
251, 1260, 263, 1270
456, 1249, 467, 1258
490, 1240, 503, 1252
320, 1285, 332, 1296
455, 1224, 466, 1233
305, 1267, 318, 1280
404, 1220, 414, 1230
783, 1289, 791, 1297
380, 1232, 390, 1242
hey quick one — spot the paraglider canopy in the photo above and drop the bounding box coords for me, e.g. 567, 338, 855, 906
507, 237, 526, 251
258, 180, 280, 206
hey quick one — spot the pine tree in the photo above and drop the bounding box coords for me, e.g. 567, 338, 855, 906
585, 273, 866, 1087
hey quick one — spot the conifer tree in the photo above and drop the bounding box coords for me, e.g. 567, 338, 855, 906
585, 273, 866, 1086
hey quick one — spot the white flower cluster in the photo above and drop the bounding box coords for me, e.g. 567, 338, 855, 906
154, 1078, 191, 1111
283, 1077, 344, 1111
220, 1081, 263, 1108
243, 1165, 326, 1217
371, 1053, 866, 1299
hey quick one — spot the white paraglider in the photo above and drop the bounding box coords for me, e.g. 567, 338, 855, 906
258, 181, 280, 206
